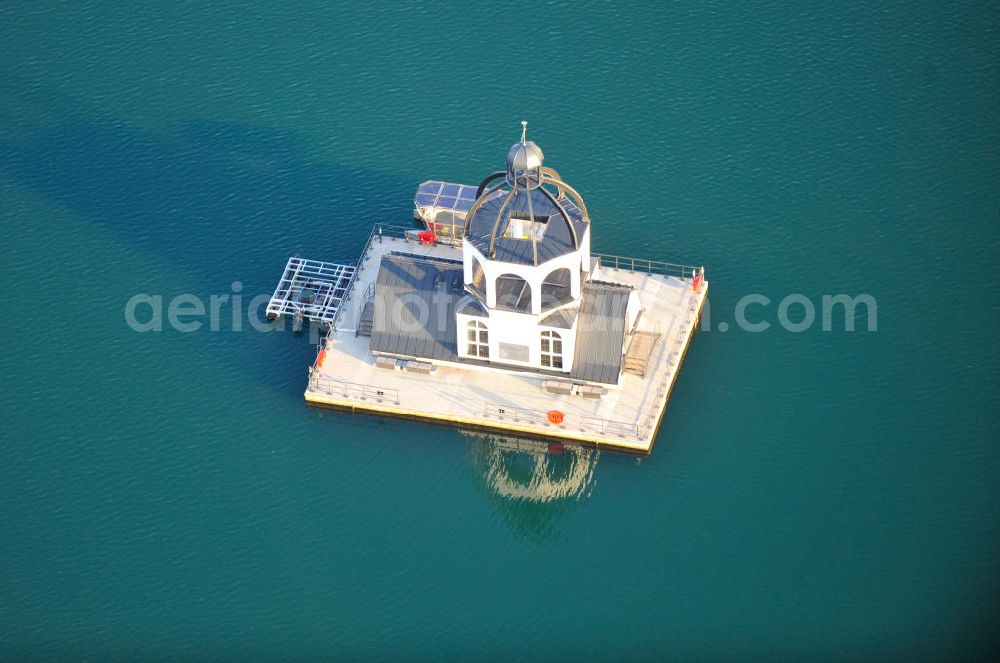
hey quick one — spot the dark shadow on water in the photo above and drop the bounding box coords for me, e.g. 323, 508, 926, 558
0, 74, 412, 397
0, 79, 410, 280
0, 77, 632, 528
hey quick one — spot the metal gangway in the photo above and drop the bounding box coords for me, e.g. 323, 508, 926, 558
266, 257, 356, 325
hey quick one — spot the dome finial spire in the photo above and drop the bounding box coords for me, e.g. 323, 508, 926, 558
520, 120, 527, 144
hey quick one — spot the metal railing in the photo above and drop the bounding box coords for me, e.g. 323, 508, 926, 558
593, 253, 703, 281
374, 222, 462, 247
640, 288, 704, 435
483, 402, 548, 426
361, 280, 375, 303
580, 415, 650, 440
329, 223, 465, 331
483, 402, 649, 441
328, 224, 407, 330
308, 373, 400, 405
371, 223, 411, 241
352, 280, 377, 337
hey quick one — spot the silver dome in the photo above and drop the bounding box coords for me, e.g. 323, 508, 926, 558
463, 122, 590, 266
506, 140, 544, 171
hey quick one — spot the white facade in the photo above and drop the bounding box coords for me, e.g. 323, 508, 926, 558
446, 126, 624, 376
456, 228, 591, 373
456, 307, 578, 372
461, 238, 590, 313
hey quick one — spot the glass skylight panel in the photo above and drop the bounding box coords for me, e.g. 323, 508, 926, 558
415, 181, 479, 213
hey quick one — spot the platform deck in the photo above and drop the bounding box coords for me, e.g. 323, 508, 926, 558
305, 236, 707, 453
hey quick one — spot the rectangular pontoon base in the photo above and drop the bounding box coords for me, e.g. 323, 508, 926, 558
304, 234, 708, 454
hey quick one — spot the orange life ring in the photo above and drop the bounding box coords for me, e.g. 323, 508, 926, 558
547, 410, 565, 425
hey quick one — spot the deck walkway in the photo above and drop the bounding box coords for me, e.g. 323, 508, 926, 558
304, 234, 707, 454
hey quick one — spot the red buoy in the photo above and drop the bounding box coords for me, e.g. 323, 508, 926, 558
548, 442, 565, 455
418, 230, 437, 245
547, 410, 565, 425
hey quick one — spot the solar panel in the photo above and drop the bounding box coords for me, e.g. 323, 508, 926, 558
414, 180, 479, 215
413, 180, 579, 239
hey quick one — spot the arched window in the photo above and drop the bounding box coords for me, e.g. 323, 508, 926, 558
495, 273, 532, 313
540, 267, 572, 309
469, 256, 487, 299
540, 331, 563, 369
467, 320, 489, 358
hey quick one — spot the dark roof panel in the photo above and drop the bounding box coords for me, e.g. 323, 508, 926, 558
570, 283, 631, 384
369, 253, 628, 385
370, 253, 464, 361
540, 307, 577, 329
456, 296, 488, 317
467, 187, 586, 266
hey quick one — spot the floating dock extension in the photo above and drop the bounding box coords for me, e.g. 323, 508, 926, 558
266, 257, 356, 324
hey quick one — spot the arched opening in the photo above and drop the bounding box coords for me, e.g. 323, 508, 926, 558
495, 274, 532, 313
466, 320, 489, 358
469, 256, 487, 300
540, 331, 563, 369
540, 267, 572, 309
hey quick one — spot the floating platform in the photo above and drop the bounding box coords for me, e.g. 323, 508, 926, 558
270, 125, 708, 454
266, 257, 356, 324
302, 226, 707, 454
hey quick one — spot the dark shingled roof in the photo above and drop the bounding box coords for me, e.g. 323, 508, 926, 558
466, 187, 586, 266
570, 283, 632, 384
456, 297, 488, 317
369, 253, 629, 385
540, 307, 577, 329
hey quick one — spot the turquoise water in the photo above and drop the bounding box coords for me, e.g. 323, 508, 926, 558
2, 1, 998, 658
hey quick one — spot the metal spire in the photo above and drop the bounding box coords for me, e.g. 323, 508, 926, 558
520, 120, 527, 144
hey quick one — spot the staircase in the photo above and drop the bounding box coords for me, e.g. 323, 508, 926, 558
623, 331, 660, 378
356, 300, 375, 337
355, 282, 376, 337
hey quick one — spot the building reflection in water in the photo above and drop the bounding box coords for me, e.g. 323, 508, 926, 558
462, 430, 600, 541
